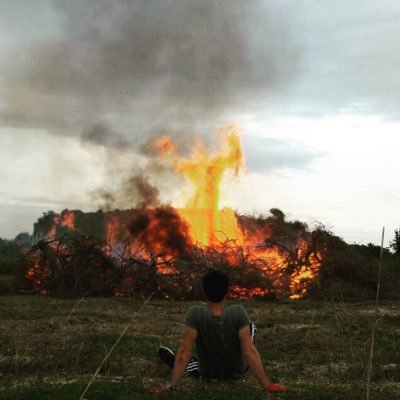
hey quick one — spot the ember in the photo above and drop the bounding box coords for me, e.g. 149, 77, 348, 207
25, 126, 322, 299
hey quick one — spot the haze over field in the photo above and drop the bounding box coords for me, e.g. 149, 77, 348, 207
1, 0, 400, 244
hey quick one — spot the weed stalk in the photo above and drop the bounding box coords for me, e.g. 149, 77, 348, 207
366, 227, 384, 400
79, 291, 154, 400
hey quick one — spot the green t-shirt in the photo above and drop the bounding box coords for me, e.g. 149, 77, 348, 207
185, 304, 251, 379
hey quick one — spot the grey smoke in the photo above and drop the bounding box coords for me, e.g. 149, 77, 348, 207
1, 0, 300, 140
0, 0, 301, 209
91, 189, 116, 211
126, 174, 160, 208
81, 122, 129, 149
91, 173, 160, 211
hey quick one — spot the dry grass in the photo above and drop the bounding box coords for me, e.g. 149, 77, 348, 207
0, 295, 399, 399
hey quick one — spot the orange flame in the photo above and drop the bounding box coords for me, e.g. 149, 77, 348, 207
149, 135, 177, 157
61, 210, 75, 230
151, 125, 244, 246
43, 210, 76, 239
289, 239, 321, 299
106, 214, 121, 246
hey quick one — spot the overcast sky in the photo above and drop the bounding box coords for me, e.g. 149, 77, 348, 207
1, 0, 399, 245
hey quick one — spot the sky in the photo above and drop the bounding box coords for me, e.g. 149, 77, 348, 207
1, 0, 399, 245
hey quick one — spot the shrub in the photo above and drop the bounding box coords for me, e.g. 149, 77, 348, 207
0, 238, 22, 274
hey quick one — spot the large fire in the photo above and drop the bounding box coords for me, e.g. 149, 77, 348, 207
27, 125, 321, 299
151, 126, 244, 246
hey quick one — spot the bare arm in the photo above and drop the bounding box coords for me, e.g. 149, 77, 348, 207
170, 325, 197, 387
239, 325, 270, 390
148, 325, 197, 393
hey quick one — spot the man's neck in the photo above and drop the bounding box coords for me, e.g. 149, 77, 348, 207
207, 300, 225, 317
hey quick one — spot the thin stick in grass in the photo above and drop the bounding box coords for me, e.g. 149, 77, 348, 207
79, 292, 155, 400
366, 227, 385, 400
67, 292, 88, 321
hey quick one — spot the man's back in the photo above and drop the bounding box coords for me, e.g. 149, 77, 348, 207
185, 304, 251, 379
149, 270, 286, 394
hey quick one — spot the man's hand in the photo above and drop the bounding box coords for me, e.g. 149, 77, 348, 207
147, 385, 170, 393
266, 383, 287, 392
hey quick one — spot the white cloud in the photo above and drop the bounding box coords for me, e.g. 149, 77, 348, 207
0, 128, 104, 207
227, 114, 400, 244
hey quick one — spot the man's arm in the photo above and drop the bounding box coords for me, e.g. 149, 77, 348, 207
148, 325, 197, 393
239, 325, 270, 390
170, 325, 197, 386
239, 325, 286, 393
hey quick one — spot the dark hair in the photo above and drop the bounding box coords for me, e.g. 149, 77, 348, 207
202, 269, 229, 302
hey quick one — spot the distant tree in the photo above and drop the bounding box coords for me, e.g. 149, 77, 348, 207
389, 228, 400, 256
269, 208, 285, 222
350, 243, 391, 259
14, 232, 33, 247
0, 238, 21, 274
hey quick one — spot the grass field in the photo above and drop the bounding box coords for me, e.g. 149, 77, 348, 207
0, 294, 399, 399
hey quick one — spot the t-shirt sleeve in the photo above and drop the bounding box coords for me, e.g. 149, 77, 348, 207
236, 305, 251, 330
185, 306, 198, 329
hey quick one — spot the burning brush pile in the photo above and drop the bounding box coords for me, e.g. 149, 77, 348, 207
20, 127, 322, 300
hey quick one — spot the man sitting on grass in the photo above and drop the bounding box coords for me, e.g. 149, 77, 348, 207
148, 269, 286, 395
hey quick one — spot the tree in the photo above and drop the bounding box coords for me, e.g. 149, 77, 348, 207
389, 228, 400, 256
0, 238, 21, 274
14, 232, 33, 247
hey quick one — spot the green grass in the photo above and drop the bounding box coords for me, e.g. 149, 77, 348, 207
1, 296, 400, 399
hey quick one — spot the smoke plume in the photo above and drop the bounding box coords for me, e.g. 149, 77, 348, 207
0, 1, 300, 208
1, 0, 300, 142
92, 173, 161, 211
